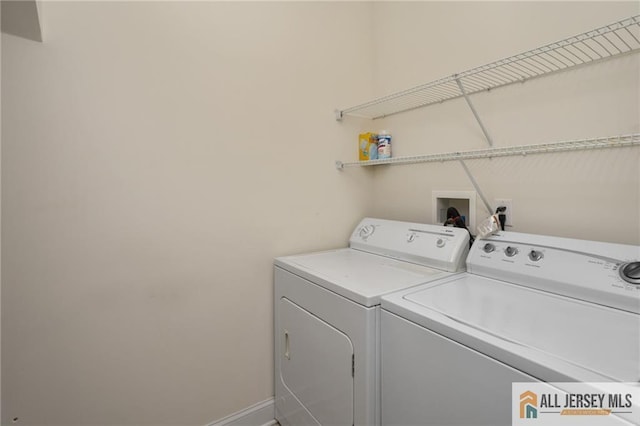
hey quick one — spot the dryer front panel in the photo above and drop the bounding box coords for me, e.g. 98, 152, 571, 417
279, 297, 354, 426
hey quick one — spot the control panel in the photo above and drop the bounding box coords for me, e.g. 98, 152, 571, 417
468, 232, 640, 314
349, 218, 470, 272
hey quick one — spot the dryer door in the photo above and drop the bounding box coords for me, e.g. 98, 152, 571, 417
279, 297, 354, 426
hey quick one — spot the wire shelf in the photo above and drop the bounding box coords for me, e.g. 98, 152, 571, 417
336, 134, 640, 169
336, 15, 640, 120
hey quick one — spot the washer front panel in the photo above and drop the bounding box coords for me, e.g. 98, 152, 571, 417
381, 310, 536, 426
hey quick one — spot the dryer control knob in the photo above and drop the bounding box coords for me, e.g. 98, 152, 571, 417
407, 233, 417, 243
359, 225, 375, 239
528, 250, 544, 262
619, 261, 640, 285
505, 246, 518, 257
436, 238, 446, 248
482, 243, 495, 253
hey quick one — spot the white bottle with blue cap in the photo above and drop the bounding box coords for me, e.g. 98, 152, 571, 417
377, 130, 392, 159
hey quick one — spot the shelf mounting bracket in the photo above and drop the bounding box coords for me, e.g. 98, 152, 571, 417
455, 76, 494, 147
458, 160, 494, 216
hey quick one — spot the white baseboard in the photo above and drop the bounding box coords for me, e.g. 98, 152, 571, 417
206, 397, 276, 426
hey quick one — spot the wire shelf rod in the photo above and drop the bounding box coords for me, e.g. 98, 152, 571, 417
624, 26, 640, 44
604, 32, 624, 53
571, 43, 597, 61
591, 37, 614, 56
336, 134, 640, 169
580, 40, 604, 59
542, 51, 571, 68
337, 15, 640, 121
527, 55, 556, 73
507, 61, 536, 79
471, 70, 509, 86
611, 28, 632, 50
571, 43, 592, 61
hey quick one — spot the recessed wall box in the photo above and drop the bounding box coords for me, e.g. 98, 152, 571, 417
432, 191, 477, 232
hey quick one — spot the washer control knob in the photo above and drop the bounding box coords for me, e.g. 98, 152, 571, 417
436, 238, 446, 248
619, 261, 640, 285
359, 225, 375, 239
482, 243, 495, 253
505, 246, 518, 257
407, 233, 417, 243
528, 250, 544, 262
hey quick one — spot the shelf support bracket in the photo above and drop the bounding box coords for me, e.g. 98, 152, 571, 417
458, 160, 494, 216
455, 76, 494, 147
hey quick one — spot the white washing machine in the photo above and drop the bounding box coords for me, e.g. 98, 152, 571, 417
381, 231, 640, 426
274, 218, 470, 426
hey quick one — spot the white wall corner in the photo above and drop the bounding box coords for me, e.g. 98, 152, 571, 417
206, 398, 276, 426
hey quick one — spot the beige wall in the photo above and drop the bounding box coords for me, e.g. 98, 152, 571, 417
369, 1, 640, 245
1, 2, 373, 424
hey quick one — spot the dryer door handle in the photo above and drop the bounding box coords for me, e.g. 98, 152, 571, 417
284, 330, 290, 360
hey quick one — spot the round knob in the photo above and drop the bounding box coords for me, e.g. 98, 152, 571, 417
619, 262, 640, 285
505, 246, 518, 257
359, 225, 375, 239
483, 243, 495, 253
528, 250, 543, 262
407, 233, 417, 243
436, 238, 446, 248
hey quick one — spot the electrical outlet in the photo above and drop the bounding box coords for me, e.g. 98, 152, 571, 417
493, 198, 513, 228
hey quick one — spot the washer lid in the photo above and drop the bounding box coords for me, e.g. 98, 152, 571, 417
382, 274, 640, 383
275, 248, 448, 307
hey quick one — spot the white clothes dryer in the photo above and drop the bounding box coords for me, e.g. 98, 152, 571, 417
381, 231, 640, 426
274, 218, 470, 426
